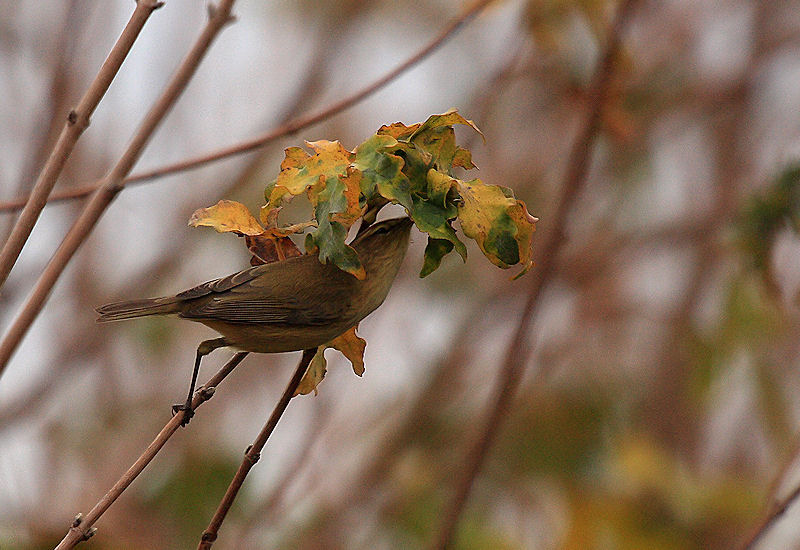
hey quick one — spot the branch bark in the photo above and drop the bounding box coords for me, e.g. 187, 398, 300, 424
0, 0, 494, 214
54, 352, 249, 550
197, 348, 315, 549
0, 0, 164, 288
428, 1, 641, 547
0, 0, 236, 379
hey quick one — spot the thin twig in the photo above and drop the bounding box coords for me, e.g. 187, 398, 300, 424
428, 1, 640, 547
0, 0, 237, 378
54, 352, 249, 550
0, 0, 494, 214
739, 484, 800, 550
197, 348, 315, 549
0, 0, 164, 288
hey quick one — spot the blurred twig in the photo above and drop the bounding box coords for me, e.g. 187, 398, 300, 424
739, 483, 800, 550
429, 1, 641, 547
53, 352, 249, 549
0, 0, 237, 378
197, 348, 315, 549
0, 0, 495, 214
0, 0, 164, 288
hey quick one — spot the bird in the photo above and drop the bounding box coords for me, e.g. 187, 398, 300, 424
97, 216, 413, 423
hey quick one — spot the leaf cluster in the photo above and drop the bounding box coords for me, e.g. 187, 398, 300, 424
188, 110, 538, 393
219, 109, 538, 280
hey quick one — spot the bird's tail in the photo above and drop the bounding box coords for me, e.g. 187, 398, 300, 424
96, 296, 181, 322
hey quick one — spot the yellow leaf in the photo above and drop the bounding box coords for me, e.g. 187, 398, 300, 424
188, 200, 264, 236
456, 179, 538, 277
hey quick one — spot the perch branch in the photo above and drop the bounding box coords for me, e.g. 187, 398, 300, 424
54, 352, 249, 550
197, 348, 315, 549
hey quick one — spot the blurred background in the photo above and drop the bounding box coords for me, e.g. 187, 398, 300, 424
2, 0, 800, 548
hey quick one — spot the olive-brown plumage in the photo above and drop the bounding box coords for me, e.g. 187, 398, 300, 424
96, 216, 413, 423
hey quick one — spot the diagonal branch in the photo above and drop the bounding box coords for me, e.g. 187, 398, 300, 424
0, 0, 237, 379
54, 352, 249, 550
428, 1, 641, 547
0, 0, 495, 214
0, 0, 164, 288
197, 348, 315, 549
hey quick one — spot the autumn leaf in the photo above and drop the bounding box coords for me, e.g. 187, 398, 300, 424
327, 326, 366, 376
377, 121, 420, 140
294, 326, 367, 396
295, 348, 328, 396
188, 200, 264, 236
455, 178, 538, 278
267, 140, 353, 207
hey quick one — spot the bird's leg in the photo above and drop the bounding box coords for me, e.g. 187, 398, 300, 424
172, 337, 228, 426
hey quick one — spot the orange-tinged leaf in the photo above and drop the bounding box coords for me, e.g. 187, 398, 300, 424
188, 200, 264, 236
328, 326, 366, 376
268, 140, 354, 207
377, 121, 420, 140
245, 232, 302, 265
330, 166, 364, 226
294, 326, 366, 396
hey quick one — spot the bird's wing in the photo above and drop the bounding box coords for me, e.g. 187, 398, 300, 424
177, 257, 358, 325
174, 264, 269, 301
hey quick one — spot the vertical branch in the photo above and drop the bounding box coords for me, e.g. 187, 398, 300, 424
428, 1, 640, 547
197, 348, 315, 549
54, 352, 249, 550
0, 0, 237, 378
0, 0, 164, 288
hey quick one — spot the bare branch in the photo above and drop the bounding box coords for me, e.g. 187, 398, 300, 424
54, 352, 249, 550
197, 348, 315, 549
0, 0, 237, 379
0, 0, 164, 288
0, 0, 495, 214
428, 1, 642, 547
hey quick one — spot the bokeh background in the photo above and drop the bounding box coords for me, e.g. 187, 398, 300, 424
2, 0, 800, 548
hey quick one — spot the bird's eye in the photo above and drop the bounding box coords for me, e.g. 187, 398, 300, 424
373, 226, 390, 235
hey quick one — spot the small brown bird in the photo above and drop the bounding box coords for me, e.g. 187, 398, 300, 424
97, 216, 413, 423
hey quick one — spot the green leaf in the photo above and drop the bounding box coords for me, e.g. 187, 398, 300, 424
305, 194, 365, 279
409, 194, 466, 273
392, 141, 433, 194
420, 237, 454, 278
353, 134, 413, 209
